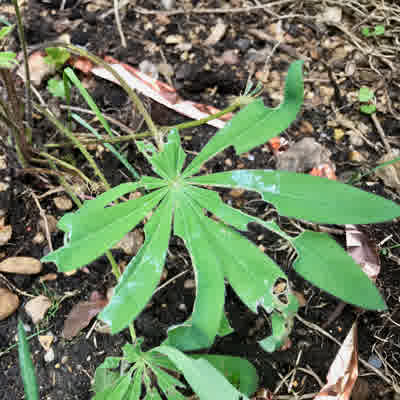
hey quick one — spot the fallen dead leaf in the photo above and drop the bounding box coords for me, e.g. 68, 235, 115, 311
62, 291, 108, 339
0, 257, 42, 274
346, 225, 380, 282
18, 51, 55, 86
0, 287, 19, 320
315, 323, 358, 400
39, 273, 58, 282
113, 229, 144, 256
38, 334, 54, 351
25, 295, 52, 324
375, 149, 400, 191
204, 19, 227, 46
276, 138, 333, 173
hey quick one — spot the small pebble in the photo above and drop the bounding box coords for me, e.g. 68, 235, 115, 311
44, 347, 55, 363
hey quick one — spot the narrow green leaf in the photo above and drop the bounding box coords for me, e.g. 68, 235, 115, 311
64, 67, 115, 138
258, 312, 288, 353
42, 187, 167, 271
112, 375, 132, 399
136, 129, 186, 180
292, 230, 387, 310
187, 170, 400, 224
93, 367, 120, 394
72, 113, 139, 180
155, 345, 248, 400
165, 190, 225, 351
17, 320, 39, 400
360, 104, 376, 114
218, 312, 234, 337
183, 185, 287, 313
183, 61, 304, 177
191, 355, 258, 396
128, 366, 144, 400
99, 193, 173, 334
47, 77, 66, 99
150, 365, 186, 400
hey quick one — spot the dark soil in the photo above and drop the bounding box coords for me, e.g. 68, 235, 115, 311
1, 1, 400, 399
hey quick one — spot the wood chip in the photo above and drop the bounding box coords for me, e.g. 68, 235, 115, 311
25, 295, 52, 324
0, 257, 42, 274
0, 287, 19, 320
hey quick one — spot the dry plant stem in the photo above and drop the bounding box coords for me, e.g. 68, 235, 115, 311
31, 191, 53, 252
46, 102, 240, 149
131, 0, 297, 17
12, 0, 32, 131
371, 113, 392, 154
114, 0, 127, 48
0, 272, 35, 298
35, 103, 111, 191
36, 152, 94, 186
0, 70, 29, 166
64, 44, 162, 151
295, 314, 395, 387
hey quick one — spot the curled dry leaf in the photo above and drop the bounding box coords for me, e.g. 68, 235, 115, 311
204, 18, 227, 46
315, 323, 358, 400
345, 225, 380, 282
87, 56, 231, 129
17, 50, 55, 86
62, 291, 108, 339
375, 149, 400, 192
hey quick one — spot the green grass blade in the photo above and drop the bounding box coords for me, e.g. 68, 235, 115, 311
72, 113, 139, 180
18, 319, 39, 400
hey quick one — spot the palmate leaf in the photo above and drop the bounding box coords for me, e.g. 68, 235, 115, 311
182, 60, 304, 178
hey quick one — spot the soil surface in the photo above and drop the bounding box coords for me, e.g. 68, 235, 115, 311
0, 1, 400, 399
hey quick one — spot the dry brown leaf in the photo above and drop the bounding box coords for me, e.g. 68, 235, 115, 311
18, 51, 55, 86
25, 295, 52, 324
0, 287, 19, 320
345, 225, 380, 282
375, 149, 400, 191
38, 334, 54, 351
0, 257, 42, 274
62, 291, 108, 339
204, 19, 227, 46
315, 323, 358, 400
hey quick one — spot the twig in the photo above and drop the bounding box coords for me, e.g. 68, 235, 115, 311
114, 0, 127, 48
371, 113, 392, 154
31, 190, 53, 252
296, 314, 395, 386
322, 302, 346, 329
0, 272, 35, 298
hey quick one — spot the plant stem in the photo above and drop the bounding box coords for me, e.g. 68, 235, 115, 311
34, 102, 111, 191
12, 0, 32, 130
44, 102, 240, 148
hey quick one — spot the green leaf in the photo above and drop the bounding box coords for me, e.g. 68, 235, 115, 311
358, 87, 374, 102
218, 312, 234, 337
361, 27, 371, 37
150, 365, 186, 400
71, 113, 139, 180
191, 355, 258, 396
165, 190, 225, 350
360, 104, 376, 114
187, 170, 400, 224
374, 25, 385, 35
292, 230, 386, 310
128, 367, 144, 400
0, 25, 14, 40
258, 312, 289, 353
42, 186, 167, 271
93, 366, 120, 394
112, 375, 132, 399
0, 51, 17, 68
155, 345, 248, 400
99, 192, 173, 334
136, 129, 186, 180
44, 47, 70, 69
47, 77, 66, 99
18, 320, 39, 400
183, 60, 304, 177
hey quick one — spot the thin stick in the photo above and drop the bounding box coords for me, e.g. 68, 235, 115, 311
371, 113, 392, 154
31, 191, 53, 252
295, 315, 394, 386
114, 0, 127, 48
